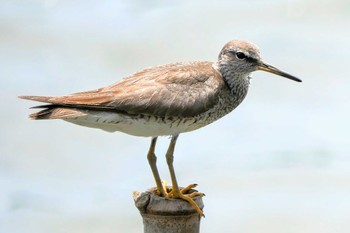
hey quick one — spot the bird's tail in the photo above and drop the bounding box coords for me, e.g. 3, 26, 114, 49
19, 95, 86, 120
28, 107, 55, 120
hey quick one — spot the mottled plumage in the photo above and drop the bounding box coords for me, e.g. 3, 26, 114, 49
20, 40, 301, 217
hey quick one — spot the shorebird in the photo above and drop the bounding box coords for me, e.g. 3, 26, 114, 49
20, 40, 301, 217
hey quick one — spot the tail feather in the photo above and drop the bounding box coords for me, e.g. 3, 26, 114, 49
29, 108, 55, 120
29, 107, 87, 120
20, 95, 83, 120
20, 95, 97, 120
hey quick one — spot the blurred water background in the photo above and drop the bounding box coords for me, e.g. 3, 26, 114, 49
1, 0, 350, 232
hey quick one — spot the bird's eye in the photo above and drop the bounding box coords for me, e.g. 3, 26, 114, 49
235, 52, 246, 60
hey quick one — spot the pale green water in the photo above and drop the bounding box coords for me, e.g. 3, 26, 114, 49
1, 0, 350, 232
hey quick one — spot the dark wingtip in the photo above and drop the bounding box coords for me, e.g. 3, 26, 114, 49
30, 104, 56, 109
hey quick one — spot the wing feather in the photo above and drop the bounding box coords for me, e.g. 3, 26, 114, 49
20, 62, 227, 118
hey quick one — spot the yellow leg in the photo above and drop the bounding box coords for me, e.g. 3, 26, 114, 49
147, 137, 166, 197
165, 135, 205, 217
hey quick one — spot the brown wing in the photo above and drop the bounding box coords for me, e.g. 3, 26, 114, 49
20, 61, 227, 118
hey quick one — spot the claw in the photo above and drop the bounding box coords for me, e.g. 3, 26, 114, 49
166, 185, 204, 217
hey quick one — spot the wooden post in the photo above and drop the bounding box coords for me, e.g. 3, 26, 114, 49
133, 188, 204, 233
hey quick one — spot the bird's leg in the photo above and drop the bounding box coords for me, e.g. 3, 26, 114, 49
165, 135, 205, 217
147, 137, 166, 197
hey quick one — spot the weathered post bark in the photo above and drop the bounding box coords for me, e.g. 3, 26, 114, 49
133, 188, 204, 233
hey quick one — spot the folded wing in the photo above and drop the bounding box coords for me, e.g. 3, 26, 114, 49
20, 62, 226, 119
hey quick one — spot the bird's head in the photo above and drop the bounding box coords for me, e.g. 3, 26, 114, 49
217, 40, 301, 82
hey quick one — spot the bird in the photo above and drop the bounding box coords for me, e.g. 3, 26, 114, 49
20, 40, 302, 217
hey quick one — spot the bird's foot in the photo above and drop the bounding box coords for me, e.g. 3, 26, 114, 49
167, 184, 205, 217
153, 181, 205, 217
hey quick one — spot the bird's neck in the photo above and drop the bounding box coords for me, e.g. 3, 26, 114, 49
215, 63, 251, 97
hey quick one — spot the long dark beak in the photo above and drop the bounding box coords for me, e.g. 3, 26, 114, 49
257, 62, 302, 82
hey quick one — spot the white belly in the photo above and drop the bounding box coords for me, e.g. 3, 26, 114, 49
65, 112, 204, 137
